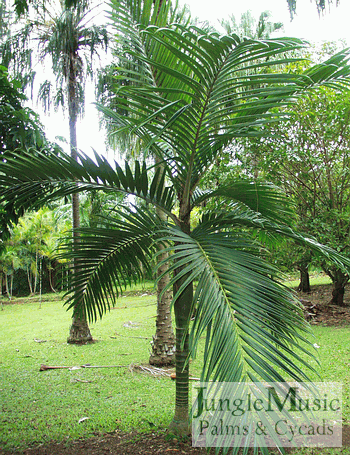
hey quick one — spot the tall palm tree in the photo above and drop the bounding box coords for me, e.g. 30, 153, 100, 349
32, 0, 108, 342
1, 7, 350, 442
98, 0, 184, 365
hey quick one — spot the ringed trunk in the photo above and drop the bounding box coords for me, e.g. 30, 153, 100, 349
67, 311, 93, 344
149, 157, 175, 366
149, 244, 175, 365
66, 73, 92, 344
169, 203, 192, 436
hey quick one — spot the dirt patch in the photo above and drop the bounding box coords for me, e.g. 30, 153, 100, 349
2, 427, 350, 455
0, 431, 209, 455
298, 283, 350, 326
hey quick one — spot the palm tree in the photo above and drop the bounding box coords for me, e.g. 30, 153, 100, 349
99, 0, 190, 366
30, 0, 108, 342
221, 10, 284, 39
1, 7, 350, 441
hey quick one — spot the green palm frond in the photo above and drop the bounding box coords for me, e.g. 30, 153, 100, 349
155, 223, 318, 385
191, 180, 295, 224
59, 208, 162, 322
101, 7, 350, 191
0, 149, 176, 219
206, 207, 350, 272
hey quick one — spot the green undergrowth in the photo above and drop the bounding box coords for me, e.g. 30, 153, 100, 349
0, 282, 350, 453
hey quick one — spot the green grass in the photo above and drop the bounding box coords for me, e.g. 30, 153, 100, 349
0, 289, 174, 450
284, 272, 332, 288
0, 284, 350, 452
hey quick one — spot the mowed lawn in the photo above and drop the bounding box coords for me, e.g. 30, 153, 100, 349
1, 284, 350, 452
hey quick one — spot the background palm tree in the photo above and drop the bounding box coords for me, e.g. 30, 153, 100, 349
1, 3, 350, 441
220, 10, 284, 39
98, 0, 191, 366
31, 0, 108, 342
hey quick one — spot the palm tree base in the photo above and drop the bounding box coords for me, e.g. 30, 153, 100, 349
149, 335, 175, 366
168, 415, 190, 437
67, 315, 93, 344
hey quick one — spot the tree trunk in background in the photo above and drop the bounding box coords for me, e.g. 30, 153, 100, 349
324, 266, 349, 307
331, 281, 346, 306
0, 272, 3, 310
297, 263, 311, 293
66, 66, 93, 344
330, 270, 348, 306
27, 267, 33, 295
149, 156, 175, 366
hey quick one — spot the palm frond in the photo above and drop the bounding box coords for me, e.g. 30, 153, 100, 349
59, 208, 162, 322
197, 208, 350, 273
155, 223, 318, 385
101, 11, 350, 192
191, 180, 295, 224
0, 149, 176, 221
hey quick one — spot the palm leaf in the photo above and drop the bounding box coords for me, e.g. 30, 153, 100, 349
191, 180, 295, 224
155, 222, 318, 386
59, 208, 162, 322
205, 207, 350, 272
0, 149, 176, 221
101, 9, 350, 193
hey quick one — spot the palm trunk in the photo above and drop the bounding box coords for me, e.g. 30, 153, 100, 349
0, 272, 3, 310
48, 264, 57, 293
10, 274, 13, 300
5, 274, 10, 299
149, 157, 175, 366
149, 226, 175, 365
169, 201, 192, 436
33, 249, 38, 294
27, 267, 33, 295
39, 255, 42, 309
66, 66, 92, 344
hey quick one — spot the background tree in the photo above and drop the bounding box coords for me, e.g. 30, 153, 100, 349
287, 0, 340, 19
26, 0, 109, 342
10, 0, 340, 20
237, 87, 350, 304
0, 207, 68, 298
98, 0, 191, 366
0, 65, 56, 251
221, 10, 283, 39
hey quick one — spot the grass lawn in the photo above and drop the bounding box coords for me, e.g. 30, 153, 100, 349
1, 281, 350, 452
